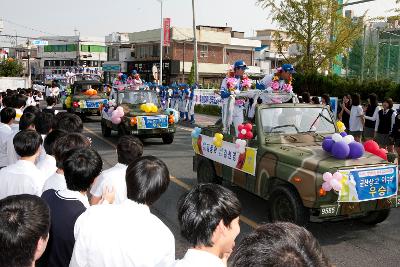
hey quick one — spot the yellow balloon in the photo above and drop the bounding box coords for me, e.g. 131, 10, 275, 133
140, 104, 146, 111
214, 140, 222, 148
151, 105, 158, 113
215, 133, 223, 140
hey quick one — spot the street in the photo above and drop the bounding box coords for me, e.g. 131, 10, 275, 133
84, 116, 400, 267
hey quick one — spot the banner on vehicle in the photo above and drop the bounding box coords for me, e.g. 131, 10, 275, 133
193, 90, 221, 106
338, 165, 398, 202
137, 115, 168, 129
192, 134, 257, 176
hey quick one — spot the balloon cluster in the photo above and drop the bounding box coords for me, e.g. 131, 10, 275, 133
322, 132, 364, 159
364, 140, 388, 160
111, 106, 124, 124
213, 133, 224, 148
322, 172, 343, 192
191, 127, 202, 138
238, 123, 253, 139
84, 89, 97, 96
140, 103, 158, 113
235, 139, 247, 154
336, 121, 346, 133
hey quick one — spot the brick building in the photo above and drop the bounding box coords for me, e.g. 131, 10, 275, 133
104, 26, 261, 86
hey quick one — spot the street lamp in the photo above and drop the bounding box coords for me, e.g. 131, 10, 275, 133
26, 39, 31, 88
157, 0, 165, 85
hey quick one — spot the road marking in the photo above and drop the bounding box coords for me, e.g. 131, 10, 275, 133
85, 126, 259, 229
170, 175, 259, 229
177, 125, 193, 132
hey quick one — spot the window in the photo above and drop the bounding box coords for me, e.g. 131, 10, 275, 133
200, 45, 208, 58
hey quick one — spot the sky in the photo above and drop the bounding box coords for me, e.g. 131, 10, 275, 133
0, 0, 398, 46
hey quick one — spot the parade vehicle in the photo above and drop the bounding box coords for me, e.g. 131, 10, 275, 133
63, 74, 108, 117
101, 85, 176, 144
192, 91, 399, 226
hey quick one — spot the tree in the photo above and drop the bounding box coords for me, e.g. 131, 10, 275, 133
188, 61, 195, 85
0, 58, 24, 77
257, 0, 364, 74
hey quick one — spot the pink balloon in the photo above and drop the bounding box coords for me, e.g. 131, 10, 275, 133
245, 123, 253, 131
322, 182, 332, 191
332, 172, 343, 181
238, 124, 244, 131
111, 117, 121, 124
322, 172, 333, 182
245, 131, 253, 139
330, 179, 342, 191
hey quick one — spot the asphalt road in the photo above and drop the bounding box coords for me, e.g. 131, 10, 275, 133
83, 116, 400, 267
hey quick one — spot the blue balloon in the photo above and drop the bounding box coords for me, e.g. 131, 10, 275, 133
348, 142, 364, 159
331, 141, 350, 159
322, 138, 335, 152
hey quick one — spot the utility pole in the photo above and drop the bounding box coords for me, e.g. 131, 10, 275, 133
157, 0, 164, 85
26, 39, 31, 88
182, 41, 185, 82
360, 25, 367, 82
375, 29, 379, 81
192, 0, 198, 83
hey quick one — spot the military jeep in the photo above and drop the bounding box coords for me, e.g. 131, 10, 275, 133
101, 88, 176, 144
193, 101, 399, 226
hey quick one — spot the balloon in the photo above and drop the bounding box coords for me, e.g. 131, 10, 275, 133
191, 127, 202, 138
376, 148, 388, 160
245, 131, 253, 139
322, 172, 333, 182
324, 136, 332, 140
244, 123, 253, 131
322, 138, 335, 152
332, 133, 343, 143
331, 141, 350, 159
215, 133, 223, 140
332, 172, 343, 181
330, 179, 342, 191
340, 132, 348, 137
151, 105, 158, 113
240, 129, 247, 135
322, 181, 333, 191
364, 140, 379, 153
348, 142, 364, 159
214, 140, 222, 148
111, 117, 121, 124
342, 135, 353, 144
238, 124, 244, 131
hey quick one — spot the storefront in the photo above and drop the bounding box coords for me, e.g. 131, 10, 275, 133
127, 60, 180, 85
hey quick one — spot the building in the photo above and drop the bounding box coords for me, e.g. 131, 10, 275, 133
250, 29, 291, 74
36, 36, 107, 79
103, 26, 261, 86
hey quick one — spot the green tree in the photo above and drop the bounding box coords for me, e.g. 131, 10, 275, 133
188, 61, 195, 85
257, 0, 364, 74
0, 58, 24, 77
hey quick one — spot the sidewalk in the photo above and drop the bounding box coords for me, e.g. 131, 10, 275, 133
177, 113, 219, 128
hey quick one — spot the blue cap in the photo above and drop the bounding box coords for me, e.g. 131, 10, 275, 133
281, 64, 296, 73
233, 60, 248, 70
132, 70, 138, 75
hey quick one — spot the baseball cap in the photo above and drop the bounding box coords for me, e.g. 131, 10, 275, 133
233, 60, 248, 70
281, 64, 296, 73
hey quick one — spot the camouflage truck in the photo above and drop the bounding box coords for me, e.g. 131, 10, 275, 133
101, 88, 176, 144
193, 100, 399, 226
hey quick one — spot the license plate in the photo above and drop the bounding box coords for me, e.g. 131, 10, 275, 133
320, 205, 338, 217
86, 101, 100, 108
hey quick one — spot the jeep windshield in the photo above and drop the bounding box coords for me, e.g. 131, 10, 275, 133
118, 90, 159, 106
261, 106, 335, 134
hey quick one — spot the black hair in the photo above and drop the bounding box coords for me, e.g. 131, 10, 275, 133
34, 112, 54, 135
55, 113, 83, 133
126, 156, 170, 205
230, 222, 330, 267
2, 95, 13, 108
45, 96, 56, 107
177, 183, 241, 247
0, 194, 50, 267
1, 107, 16, 124
43, 129, 67, 155
311, 96, 320, 104
117, 136, 144, 165
321, 94, 330, 105
257, 97, 263, 105
368, 93, 378, 107
23, 105, 41, 115
12, 94, 27, 109
301, 92, 311, 104
351, 93, 361, 106
384, 98, 394, 109
19, 112, 36, 131
63, 148, 103, 192
13, 130, 42, 157
53, 133, 91, 169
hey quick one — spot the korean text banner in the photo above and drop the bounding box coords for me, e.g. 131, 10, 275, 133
137, 115, 168, 130
193, 90, 221, 106
192, 134, 257, 175
338, 165, 398, 202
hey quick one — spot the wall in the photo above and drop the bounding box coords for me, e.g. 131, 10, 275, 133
225, 49, 252, 65
0, 77, 29, 91
172, 42, 223, 64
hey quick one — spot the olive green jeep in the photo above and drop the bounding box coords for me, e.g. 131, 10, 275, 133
193, 101, 399, 226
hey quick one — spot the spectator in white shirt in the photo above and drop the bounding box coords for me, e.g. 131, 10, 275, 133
42, 133, 91, 192
349, 93, 364, 142
0, 194, 50, 267
174, 184, 241, 267
37, 130, 67, 181
230, 222, 331, 267
11, 93, 27, 122
0, 130, 45, 199
363, 93, 380, 140
90, 135, 144, 205
70, 156, 175, 267
0, 107, 16, 168
6, 112, 37, 166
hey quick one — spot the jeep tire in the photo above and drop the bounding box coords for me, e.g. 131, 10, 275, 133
197, 157, 217, 184
162, 133, 174, 144
358, 209, 391, 225
269, 185, 309, 226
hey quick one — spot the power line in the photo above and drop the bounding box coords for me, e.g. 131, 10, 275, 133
2, 18, 57, 36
